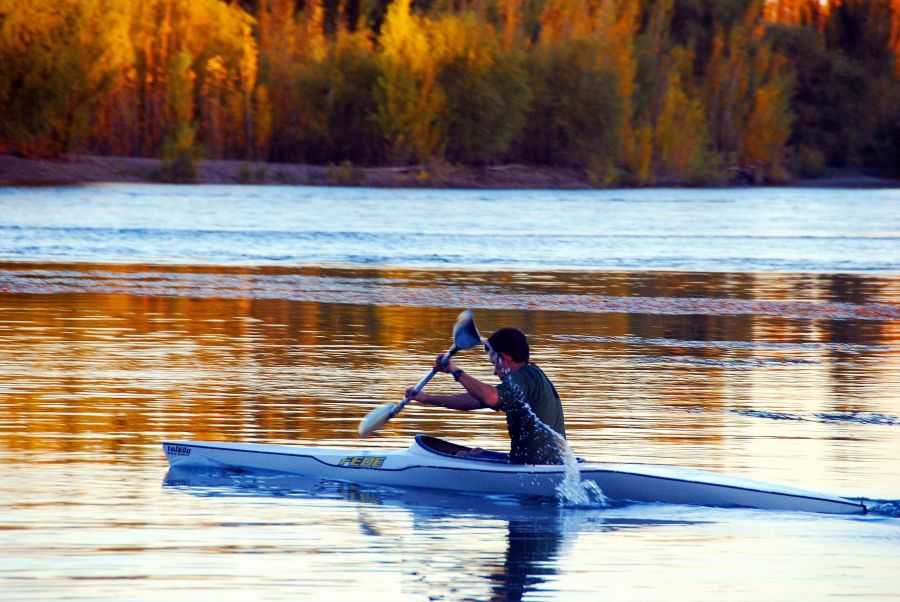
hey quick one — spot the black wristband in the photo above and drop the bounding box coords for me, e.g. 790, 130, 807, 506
451, 369, 464, 382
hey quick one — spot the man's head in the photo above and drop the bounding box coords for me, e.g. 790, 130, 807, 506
485, 327, 530, 364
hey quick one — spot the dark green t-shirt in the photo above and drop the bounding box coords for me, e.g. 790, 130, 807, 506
495, 363, 566, 465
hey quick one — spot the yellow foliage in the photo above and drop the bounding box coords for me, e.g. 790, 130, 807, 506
375, 1, 501, 163
2, 0, 894, 175
72, 0, 260, 158
763, 0, 828, 29
297, 1, 327, 61
741, 50, 793, 180
0, 0, 66, 50
380, 0, 431, 72
653, 50, 710, 181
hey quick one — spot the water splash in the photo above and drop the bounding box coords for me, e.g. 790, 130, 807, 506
498, 361, 607, 508
865, 500, 900, 517
552, 431, 608, 508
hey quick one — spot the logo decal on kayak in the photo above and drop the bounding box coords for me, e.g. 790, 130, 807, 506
338, 456, 386, 468
167, 445, 192, 456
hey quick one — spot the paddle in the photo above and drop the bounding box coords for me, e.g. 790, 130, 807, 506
357, 309, 482, 439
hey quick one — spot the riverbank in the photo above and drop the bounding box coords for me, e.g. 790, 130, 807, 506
1, 153, 898, 188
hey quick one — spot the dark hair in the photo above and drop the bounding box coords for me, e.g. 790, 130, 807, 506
486, 327, 530, 363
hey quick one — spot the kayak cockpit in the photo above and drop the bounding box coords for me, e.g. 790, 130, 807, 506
413, 434, 585, 465
414, 434, 511, 463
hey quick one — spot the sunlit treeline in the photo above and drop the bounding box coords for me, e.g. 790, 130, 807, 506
1, 0, 899, 182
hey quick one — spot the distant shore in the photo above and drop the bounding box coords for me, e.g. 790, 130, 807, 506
1, 154, 898, 189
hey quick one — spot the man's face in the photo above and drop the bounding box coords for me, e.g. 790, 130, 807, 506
485, 341, 508, 377
488, 349, 507, 377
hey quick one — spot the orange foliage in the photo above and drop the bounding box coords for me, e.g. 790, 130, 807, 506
764, 0, 830, 29
893, 0, 900, 75
80, 0, 260, 158
2, 0, 898, 180
653, 49, 711, 183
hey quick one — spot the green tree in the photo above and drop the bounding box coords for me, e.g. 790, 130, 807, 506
158, 48, 202, 182
440, 51, 530, 164
517, 39, 624, 168
285, 32, 383, 164
768, 24, 876, 167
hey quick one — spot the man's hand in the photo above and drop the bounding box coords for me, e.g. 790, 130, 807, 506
404, 387, 431, 403
433, 354, 457, 373
455, 447, 485, 458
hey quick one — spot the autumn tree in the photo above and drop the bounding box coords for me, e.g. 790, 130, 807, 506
437, 14, 531, 164
700, 2, 793, 181
372, 0, 446, 163
2, 0, 898, 181
0, 0, 131, 157
82, 0, 260, 160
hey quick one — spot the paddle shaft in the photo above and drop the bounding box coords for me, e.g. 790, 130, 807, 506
358, 309, 482, 439
393, 345, 458, 416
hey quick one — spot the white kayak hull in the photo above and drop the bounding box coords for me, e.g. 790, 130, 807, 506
162, 434, 866, 515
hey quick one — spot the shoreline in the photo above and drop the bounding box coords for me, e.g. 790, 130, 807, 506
1, 153, 898, 189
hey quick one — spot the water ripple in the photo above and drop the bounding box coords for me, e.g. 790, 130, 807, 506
553, 335, 900, 353
732, 409, 899, 427
2, 268, 898, 321
629, 356, 819, 369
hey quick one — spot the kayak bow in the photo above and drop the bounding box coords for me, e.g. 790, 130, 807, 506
162, 434, 866, 515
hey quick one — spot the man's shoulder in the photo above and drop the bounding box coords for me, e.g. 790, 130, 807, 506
507, 363, 541, 383
522, 363, 551, 382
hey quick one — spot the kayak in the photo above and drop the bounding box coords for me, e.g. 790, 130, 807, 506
162, 434, 867, 515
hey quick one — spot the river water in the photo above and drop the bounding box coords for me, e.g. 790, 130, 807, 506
1, 184, 899, 601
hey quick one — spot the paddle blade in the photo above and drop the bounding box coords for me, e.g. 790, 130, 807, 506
452, 310, 482, 350
358, 403, 397, 439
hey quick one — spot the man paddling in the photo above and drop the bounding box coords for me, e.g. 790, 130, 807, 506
405, 327, 566, 465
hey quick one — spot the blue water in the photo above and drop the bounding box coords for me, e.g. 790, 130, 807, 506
1, 184, 899, 601
1, 184, 898, 271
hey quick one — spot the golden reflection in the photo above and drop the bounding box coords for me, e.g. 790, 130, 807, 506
1, 263, 897, 472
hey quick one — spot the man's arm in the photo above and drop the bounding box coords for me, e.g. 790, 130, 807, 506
406, 370, 500, 410
454, 371, 499, 408
413, 391, 485, 411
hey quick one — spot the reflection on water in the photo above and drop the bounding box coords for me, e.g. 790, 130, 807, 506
163, 467, 699, 602
1, 264, 898, 480
3, 263, 900, 319
1, 263, 899, 600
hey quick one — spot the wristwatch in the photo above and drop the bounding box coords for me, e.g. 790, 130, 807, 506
451, 369, 464, 382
